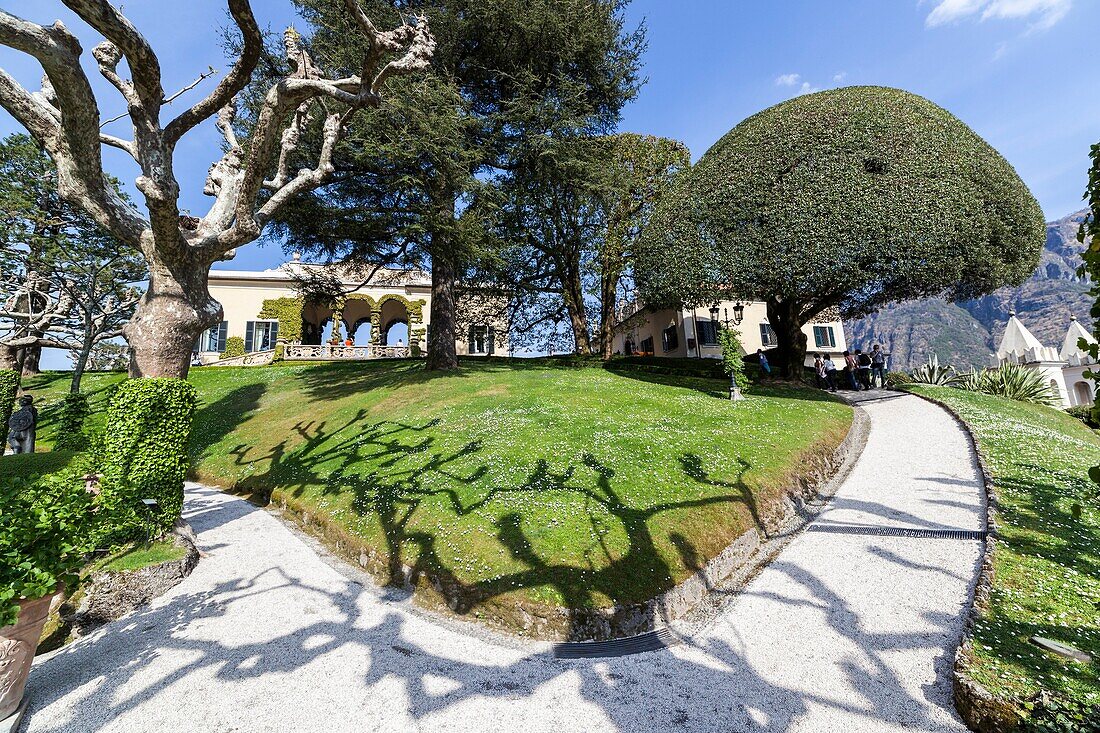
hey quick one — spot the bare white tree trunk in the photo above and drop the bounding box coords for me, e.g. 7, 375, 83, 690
0, 1, 434, 379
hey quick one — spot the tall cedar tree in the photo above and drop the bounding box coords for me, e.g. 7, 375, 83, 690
489, 133, 688, 356
277, 0, 645, 369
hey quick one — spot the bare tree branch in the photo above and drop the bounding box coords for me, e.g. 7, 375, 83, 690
163, 0, 261, 145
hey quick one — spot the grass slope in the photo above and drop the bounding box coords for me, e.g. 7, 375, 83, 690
910, 386, 1099, 710
21, 360, 851, 615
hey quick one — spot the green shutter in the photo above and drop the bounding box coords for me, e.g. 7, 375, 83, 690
245, 322, 255, 353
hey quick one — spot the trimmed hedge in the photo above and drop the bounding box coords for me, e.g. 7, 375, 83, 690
0, 369, 18, 437
53, 392, 90, 452
101, 378, 197, 537
259, 297, 304, 343
220, 336, 245, 360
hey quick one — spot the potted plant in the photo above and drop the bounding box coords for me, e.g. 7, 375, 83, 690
0, 472, 91, 721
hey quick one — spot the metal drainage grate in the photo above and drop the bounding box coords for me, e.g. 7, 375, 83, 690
552, 626, 682, 660
807, 524, 987, 540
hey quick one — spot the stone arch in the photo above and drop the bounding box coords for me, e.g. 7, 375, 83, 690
1075, 381, 1094, 407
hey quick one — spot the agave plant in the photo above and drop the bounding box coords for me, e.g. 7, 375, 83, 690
954, 363, 1061, 406
906, 355, 958, 386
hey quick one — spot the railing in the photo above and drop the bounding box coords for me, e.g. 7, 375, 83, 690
284, 344, 411, 360
209, 350, 276, 367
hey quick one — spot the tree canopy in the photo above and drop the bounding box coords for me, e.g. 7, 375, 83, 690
636, 85, 1045, 377
274, 0, 645, 368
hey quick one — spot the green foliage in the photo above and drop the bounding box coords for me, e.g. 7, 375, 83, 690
0, 368, 17, 434
885, 370, 911, 387
906, 355, 958, 385
637, 86, 1045, 375
53, 392, 90, 452
956, 364, 1061, 406
1020, 697, 1100, 733
101, 379, 197, 537
718, 327, 749, 389
1068, 405, 1099, 430
0, 468, 93, 626
220, 336, 245, 360
1078, 142, 1100, 489
259, 297, 304, 342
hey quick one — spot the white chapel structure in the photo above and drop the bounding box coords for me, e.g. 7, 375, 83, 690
994, 313, 1096, 408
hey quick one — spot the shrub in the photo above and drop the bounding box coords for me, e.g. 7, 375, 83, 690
1066, 405, 1099, 429
906, 355, 958, 385
101, 378, 197, 539
220, 336, 245, 360
0, 369, 18, 436
53, 392, 91, 452
885, 371, 911, 387
1020, 696, 1100, 733
0, 469, 93, 626
956, 364, 1060, 406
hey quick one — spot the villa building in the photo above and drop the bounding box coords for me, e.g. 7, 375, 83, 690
993, 313, 1096, 408
612, 300, 849, 366
195, 256, 509, 365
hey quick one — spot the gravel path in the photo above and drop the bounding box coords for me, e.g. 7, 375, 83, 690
23, 392, 984, 733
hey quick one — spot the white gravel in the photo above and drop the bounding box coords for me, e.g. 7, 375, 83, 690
23, 392, 984, 733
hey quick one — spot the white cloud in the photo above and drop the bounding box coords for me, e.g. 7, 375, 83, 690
832, 71, 848, 83
925, 0, 1071, 30
775, 73, 801, 87
797, 81, 819, 95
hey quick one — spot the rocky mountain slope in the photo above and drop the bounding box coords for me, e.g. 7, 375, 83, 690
846, 210, 1093, 371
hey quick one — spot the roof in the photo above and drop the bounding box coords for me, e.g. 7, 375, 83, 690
996, 313, 1045, 359
1060, 316, 1097, 361
208, 259, 432, 288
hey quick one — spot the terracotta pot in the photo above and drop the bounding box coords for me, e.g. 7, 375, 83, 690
0, 591, 58, 720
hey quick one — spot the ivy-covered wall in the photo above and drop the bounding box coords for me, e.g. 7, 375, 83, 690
259, 297, 305, 343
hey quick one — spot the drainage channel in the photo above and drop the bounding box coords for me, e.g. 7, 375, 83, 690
807, 524, 987, 540
552, 625, 682, 660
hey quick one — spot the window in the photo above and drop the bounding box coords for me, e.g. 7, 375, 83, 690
662, 325, 679, 352
639, 336, 654, 354
245, 320, 279, 352
697, 320, 718, 346
466, 323, 488, 352
199, 322, 227, 353
759, 323, 777, 347
813, 326, 836, 349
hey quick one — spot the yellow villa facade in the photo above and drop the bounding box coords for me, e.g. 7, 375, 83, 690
612, 300, 849, 366
195, 256, 509, 365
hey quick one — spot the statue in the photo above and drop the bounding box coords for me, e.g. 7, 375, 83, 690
7, 395, 37, 455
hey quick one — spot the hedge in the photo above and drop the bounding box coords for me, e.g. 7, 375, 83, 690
101, 378, 197, 537
220, 336, 245, 360
0, 369, 18, 437
259, 297, 304, 343
53, 392, 90, 452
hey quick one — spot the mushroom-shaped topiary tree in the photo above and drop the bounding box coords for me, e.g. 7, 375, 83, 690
636, 86, 1045, 379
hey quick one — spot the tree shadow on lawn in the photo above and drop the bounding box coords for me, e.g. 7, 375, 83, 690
22, 489, 973, 733
993, 467, 1100, 583
187, 382, 269, 468
222, 409, 758, 640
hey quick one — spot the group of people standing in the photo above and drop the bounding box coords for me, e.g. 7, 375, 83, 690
814, 345, 888, 392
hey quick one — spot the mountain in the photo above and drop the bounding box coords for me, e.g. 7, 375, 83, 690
846, 210, 1093, 371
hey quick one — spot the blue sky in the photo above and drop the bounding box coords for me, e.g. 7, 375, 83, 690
0, 0, 1095, 281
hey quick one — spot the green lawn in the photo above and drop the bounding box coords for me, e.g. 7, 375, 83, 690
20, 360, 851, 617
909, 387, 1100, 711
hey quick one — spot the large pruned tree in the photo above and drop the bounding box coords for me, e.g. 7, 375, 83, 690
0, 1, 434, 380
274, 0, 644, 369
636, 86, 1046, 379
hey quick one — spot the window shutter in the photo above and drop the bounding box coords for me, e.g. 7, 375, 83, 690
468, 325, 476, 353
218, 322, 228, 352
271, 322, 279, 347
487, 326, 495, 355
245, 321, 255, 353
